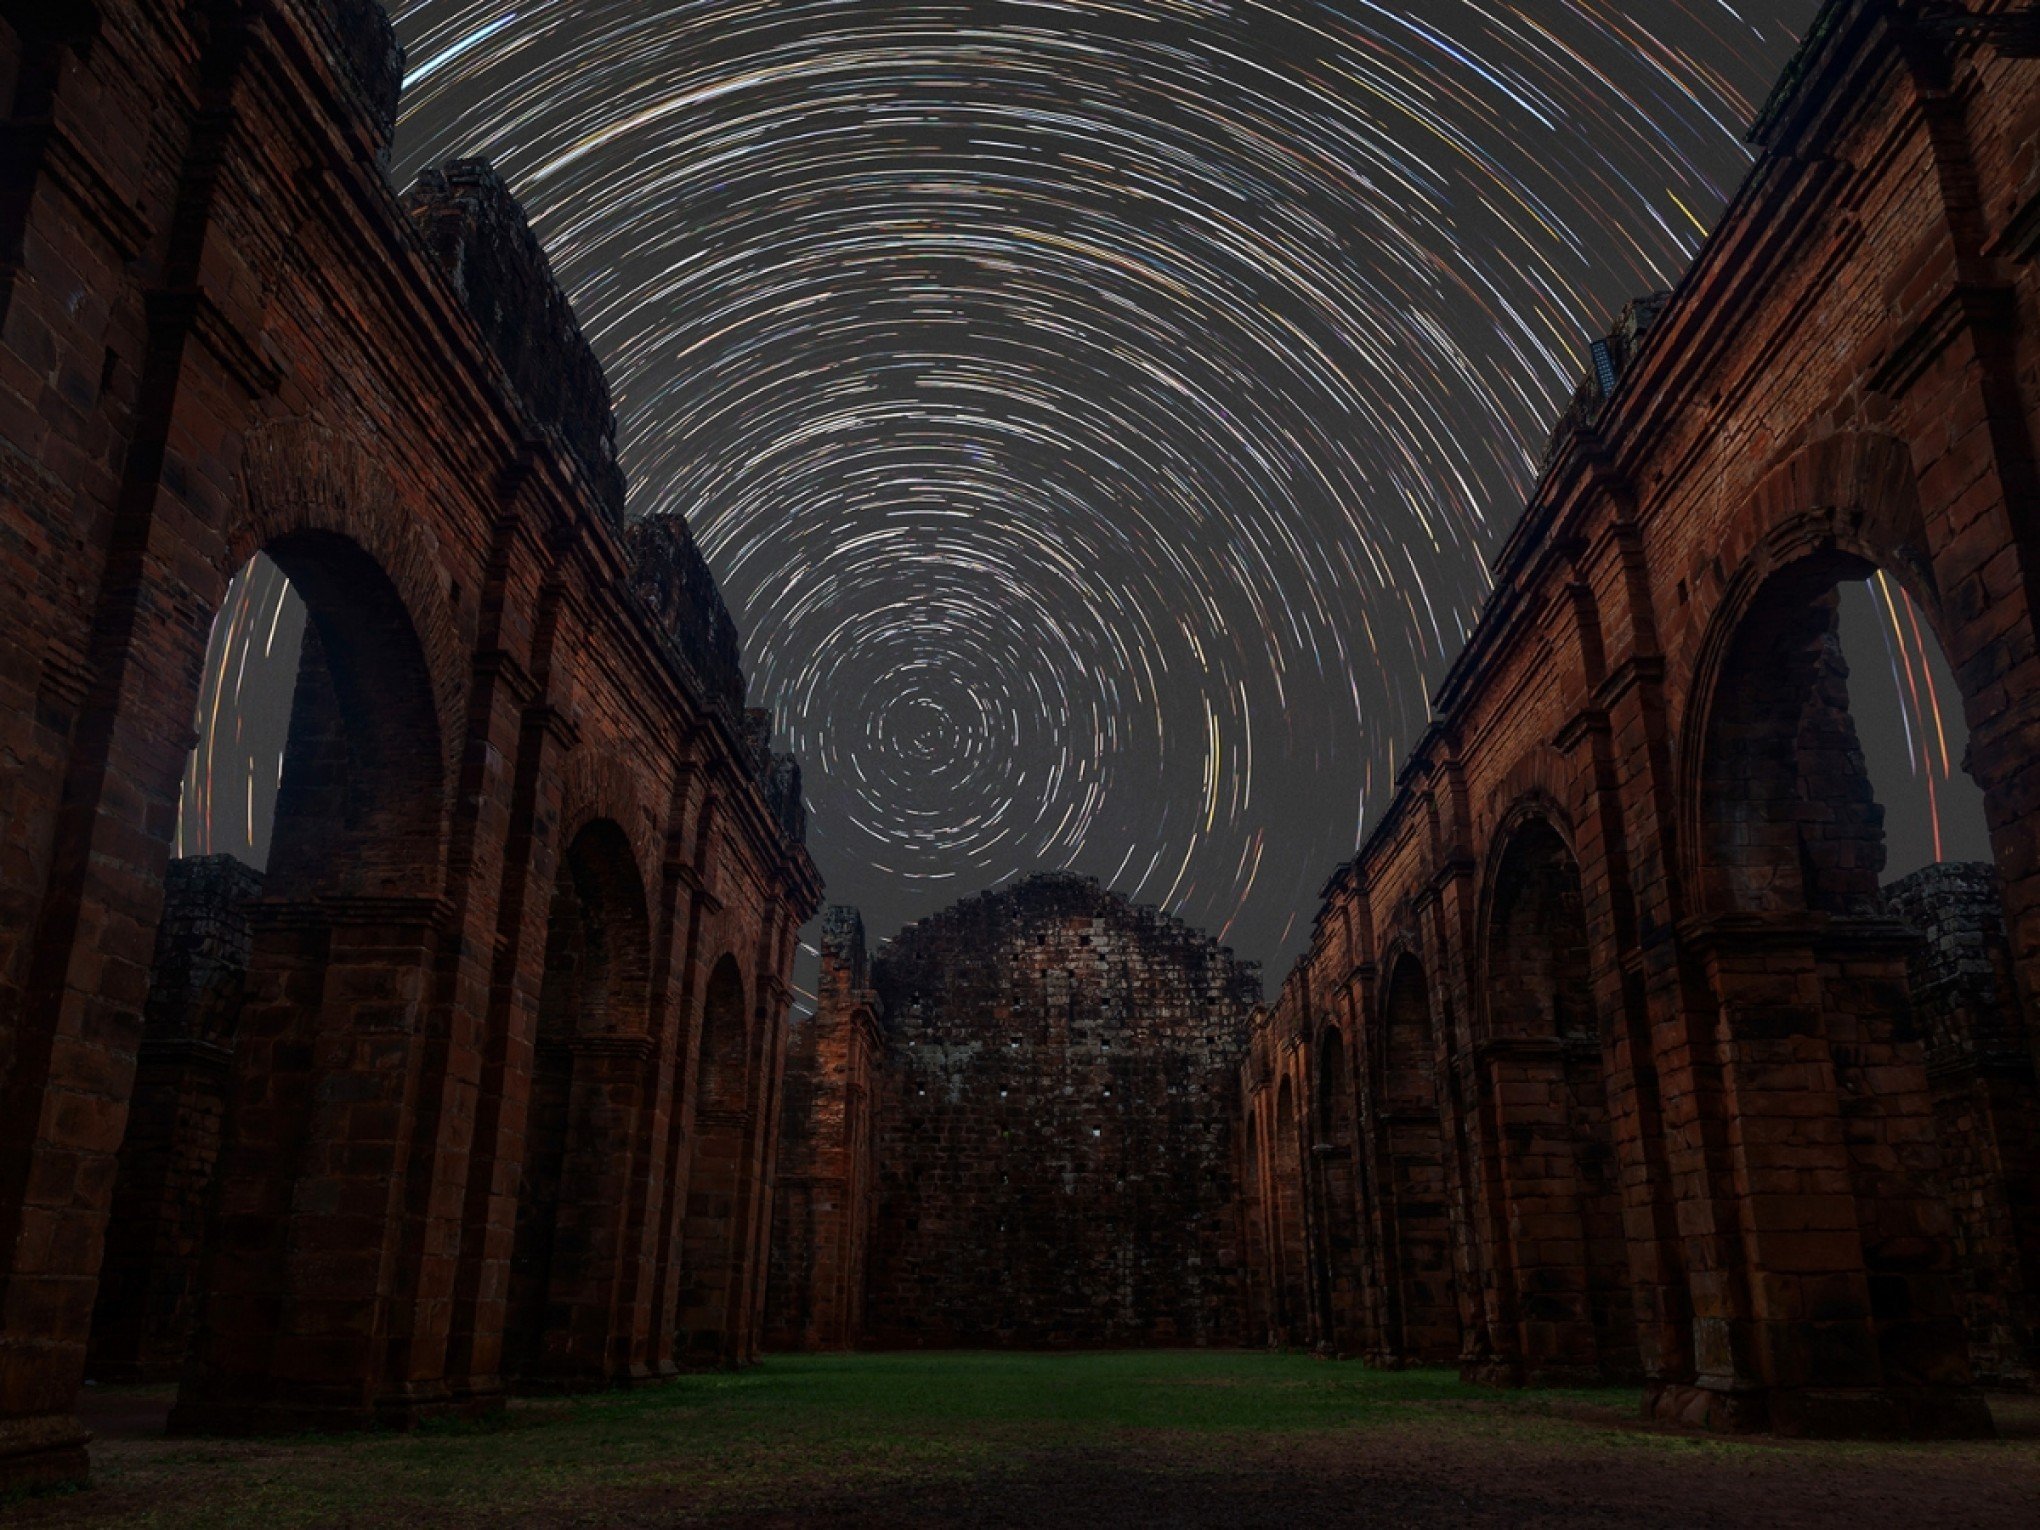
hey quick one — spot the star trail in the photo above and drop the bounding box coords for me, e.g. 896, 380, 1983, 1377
178, 0, 1989, 991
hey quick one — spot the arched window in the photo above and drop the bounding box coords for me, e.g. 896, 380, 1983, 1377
140, 532, 449, 1426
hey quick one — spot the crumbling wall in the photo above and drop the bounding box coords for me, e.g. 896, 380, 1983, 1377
403, 159, 628, 522
766, 908, 881, 1350
863, 875, 1259, 1347
1886, 864, 2040, 1387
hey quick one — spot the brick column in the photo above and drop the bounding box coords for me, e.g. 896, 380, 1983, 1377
439, 552, 573, 1402
1884, 865, 2039, 1387
173, 896, 447, 1433
87, 856, 259, 1381
766, 907, 882, 1350
645, 788, 719, 1374
0, 7, 256, 1484
1679, 913, 1989, 1437
539, 1034, 653, 1384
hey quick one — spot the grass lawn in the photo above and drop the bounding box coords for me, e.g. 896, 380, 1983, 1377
17, 1351, 2040, 1527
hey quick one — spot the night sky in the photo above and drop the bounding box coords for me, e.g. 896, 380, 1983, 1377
179, 1, 1989, 1006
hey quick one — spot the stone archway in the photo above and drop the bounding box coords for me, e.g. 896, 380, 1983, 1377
1271, 1076, 1308, 1345
678, 954, 751, 1364
1379, 954, 1460, 1366
1314, 1027, 1365, 1353
1679, 543, 2012, 1428
506, 818, 653, 1388
166, 528, 451, 1434
1481, 815, 1633, 1385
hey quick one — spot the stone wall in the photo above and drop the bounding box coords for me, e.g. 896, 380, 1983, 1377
858, 876, 1259, 1348
1885, 864, 2040, 1387
765, 908, 882, 1350
86, 857, 262, 1381
1239, 1, 2040, 1439
0, 0, 819, 1487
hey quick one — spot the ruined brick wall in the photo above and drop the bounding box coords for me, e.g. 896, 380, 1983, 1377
86, 857, 261, 1381
1242, 1, 2040, 1439
861, 875, 1259, 1348
0, 0, 819, 1485
765, 908, 881, 1350
1885, 864, 2040, 1386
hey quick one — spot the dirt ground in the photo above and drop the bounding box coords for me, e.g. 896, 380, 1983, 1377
13, 1355, 2040, 1528
721, 1429, 2040, 1529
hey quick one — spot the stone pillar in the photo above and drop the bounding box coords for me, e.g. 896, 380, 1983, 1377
171, 897, 447, 1435
0, 7, 246, 1484
766, 907, 882, 1350
86, 857, 261, 1382
1570, 521, 1691, 1394
1676, 913, 1990, 1437
538, 1035, 653, 1385
1885, 864, 2040, 1387
438, 647, 569, 1402
641, 776, 716, 1377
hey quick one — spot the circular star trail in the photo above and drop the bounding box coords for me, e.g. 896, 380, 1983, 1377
377, 0, 1832, 983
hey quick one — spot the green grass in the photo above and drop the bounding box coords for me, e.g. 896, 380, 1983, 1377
30, 1352, 2039, 1528
719, 1348, 1545, 1429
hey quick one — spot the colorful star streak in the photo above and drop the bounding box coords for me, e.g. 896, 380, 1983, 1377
173, 553, 304, 864
193, 2, 1997, 987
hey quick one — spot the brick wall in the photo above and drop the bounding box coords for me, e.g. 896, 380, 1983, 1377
1240, 2, 2040, 1439
859, 875, 1258, 1348
765, 907, 882, 1350
0, 0, 819, 1487
86, 856, 261, 1381
1885, 863, 2040, 1386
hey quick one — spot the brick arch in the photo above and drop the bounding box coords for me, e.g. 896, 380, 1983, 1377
1369, 920, 1425, 1095
556, 750, 662, 901
1664, 448, 2031, 1421
1677, 430, 1938, 683
1474, 806, 1633, 1382
677, 951, 754, 1363
1477, 805, 1595, 1047
174, 430, 471, 1422
1375, 947, 1457, 1364
540, 819, 654, 1039
1479, 751, 1578, 858
1376, 948, 1436, 1106
1674, 428, 1942, 857
1689, 555, 1900, 916
1474, 792, 1582, 1034
235, 419, 468, 791
1375, 896, 1425, 973
1313, 1021, 1352, 1130
1733, 431, 1935, 610
694, 950, 750, 1118
1675, 442, 1949, 919
504, 812, 655, 1385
